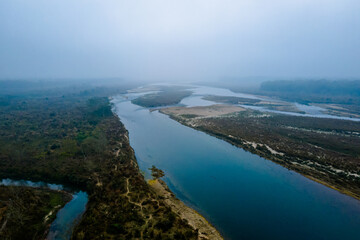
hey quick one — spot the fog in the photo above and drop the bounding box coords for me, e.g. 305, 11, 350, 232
1, 0, 359, 82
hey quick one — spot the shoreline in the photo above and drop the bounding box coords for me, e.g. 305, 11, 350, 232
196, 124, 360, 201
159, 110, 360, 202
148, 179, 223, 240
216, 133, 360, 201
43, 190, 73, 239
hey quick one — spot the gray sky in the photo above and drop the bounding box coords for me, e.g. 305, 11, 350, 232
1, 0, 359, 81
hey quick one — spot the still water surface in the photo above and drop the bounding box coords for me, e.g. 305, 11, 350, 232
0, 179, 88, 240
112, 88, 360, 240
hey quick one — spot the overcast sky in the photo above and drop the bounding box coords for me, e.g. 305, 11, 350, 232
0, 0, 359, 82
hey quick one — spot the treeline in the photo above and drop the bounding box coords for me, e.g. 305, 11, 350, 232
260, 80, 360, 104
0, 79, 139, 99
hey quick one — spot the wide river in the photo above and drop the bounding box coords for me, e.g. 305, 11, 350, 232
112, 86, 360, 240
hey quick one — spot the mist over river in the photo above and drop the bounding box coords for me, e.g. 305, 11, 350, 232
111, 88, 360, 240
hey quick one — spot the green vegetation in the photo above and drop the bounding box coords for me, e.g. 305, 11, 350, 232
0, 95, 115, 188
132, 87, 192, 107
0, 185, 71, 240
0, 82, 198, 239
165, 109, 360, 200
150, 165, 165, 179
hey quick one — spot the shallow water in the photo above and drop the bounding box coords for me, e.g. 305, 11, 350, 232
47, 191, 88, 240
178, 85, 360, 122
0, 179, 88, 240
112, 88, 360, 240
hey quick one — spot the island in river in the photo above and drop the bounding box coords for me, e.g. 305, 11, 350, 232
131, 85, 192, 108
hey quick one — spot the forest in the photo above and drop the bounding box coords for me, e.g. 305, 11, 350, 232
0, 81, 198, 239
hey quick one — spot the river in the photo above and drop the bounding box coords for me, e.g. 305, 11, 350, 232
0, 178, 88, 240
111, 86, 360, 240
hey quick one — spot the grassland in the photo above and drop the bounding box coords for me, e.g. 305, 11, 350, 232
160, 105, 360, 200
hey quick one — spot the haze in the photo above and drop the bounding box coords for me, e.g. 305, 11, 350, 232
1, 0, 359, 81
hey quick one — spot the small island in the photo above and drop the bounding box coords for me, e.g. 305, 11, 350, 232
131, 86, 192, 108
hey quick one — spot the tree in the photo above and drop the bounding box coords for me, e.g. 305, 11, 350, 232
149, 165, 165, 179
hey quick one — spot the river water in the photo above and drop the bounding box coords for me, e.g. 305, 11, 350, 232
111, 86, 360, 240
0, 178, 88, 240
179, 85, 360, 122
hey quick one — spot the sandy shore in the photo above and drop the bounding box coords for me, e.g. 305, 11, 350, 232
160, 104, 245, 118
148, 179, 223, 240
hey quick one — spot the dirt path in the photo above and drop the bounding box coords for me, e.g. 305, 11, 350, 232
123, 178, 143, 210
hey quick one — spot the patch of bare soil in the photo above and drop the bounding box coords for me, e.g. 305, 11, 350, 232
161, 104, 245, 118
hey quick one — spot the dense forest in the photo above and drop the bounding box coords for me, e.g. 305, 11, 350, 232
0, 186, 71, 239
0, 81, 198, 239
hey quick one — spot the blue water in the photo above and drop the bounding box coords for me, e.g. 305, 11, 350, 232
112, 94, 360, 240
47, 191, 88, 240
0, 179, 88, 240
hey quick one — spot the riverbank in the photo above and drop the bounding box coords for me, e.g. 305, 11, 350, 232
113, 92, 360, 240
0, 92, 201, 239
148, 179, 223, 240
160, 105, 360, 201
